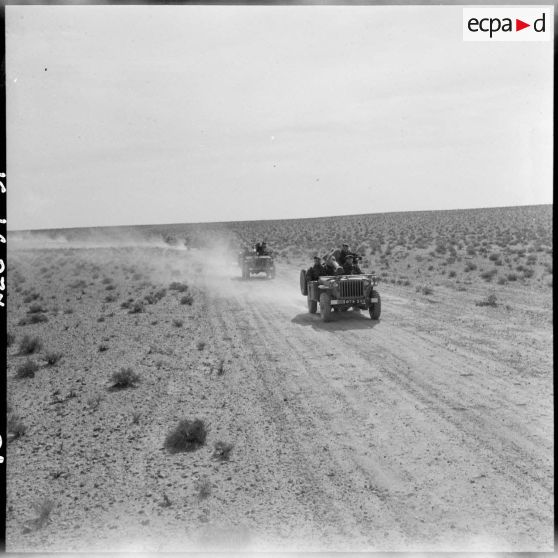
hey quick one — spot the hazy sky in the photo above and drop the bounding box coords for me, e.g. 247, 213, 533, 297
6, 5, 553, 230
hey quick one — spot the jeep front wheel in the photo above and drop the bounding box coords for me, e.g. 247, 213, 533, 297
320, 293, 332, 322
369, 290, 381, 320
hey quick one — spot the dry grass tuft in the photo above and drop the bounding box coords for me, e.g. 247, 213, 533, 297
144, 289, 167, 304
169, 281, 189, 292
8, 413, 27, 438
216, 359, 225, 376
196, 476, 212, 500
18, 335, 43, 355
128, 300, 145, 314
480, 269, 498, 282
23, 292, 40, 303
25, 499, 55, 531
16, 359, 39, 380
164, 419, 207, 453
417, 286, 434, 296
28, 303, 47, 314
18, 313, 49, 326
87, 393, 103, 411
476, 293, 498, 307
464, 262, 477, 272
110, 367, 140, 388
44, 351, 63, 366
180, 294, 193, 305
213, 441, 234, 461
120, 298, 134, 309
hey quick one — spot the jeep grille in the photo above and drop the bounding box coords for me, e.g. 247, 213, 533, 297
340, 279, 364, 298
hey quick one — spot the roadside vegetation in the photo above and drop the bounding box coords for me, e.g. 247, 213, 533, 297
225, 204, 552, 290
164, 419, 208, 453
110, 367, 141, 388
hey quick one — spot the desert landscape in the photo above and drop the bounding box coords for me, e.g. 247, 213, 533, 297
5, 204, 553, 552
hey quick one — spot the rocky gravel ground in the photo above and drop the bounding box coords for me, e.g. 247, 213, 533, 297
5, 239, 553, 553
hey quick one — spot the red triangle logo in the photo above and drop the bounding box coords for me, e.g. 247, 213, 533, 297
516, 19, 530, 31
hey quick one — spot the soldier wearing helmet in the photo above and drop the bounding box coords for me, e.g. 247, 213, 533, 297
256, 241, 270, 256
342, 254, 363, 275
306, 255, 327, 281
332, 243, 353, 266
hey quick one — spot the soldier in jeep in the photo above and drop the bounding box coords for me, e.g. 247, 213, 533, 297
256, 241, 270, 256
307, 256, 327, 282
323, 254, 340, 275
332, 243, 352, 265
342, 254, 363, 275
334, 242, 362, 266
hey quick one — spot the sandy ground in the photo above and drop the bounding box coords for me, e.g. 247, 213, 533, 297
5, 242, 554, 553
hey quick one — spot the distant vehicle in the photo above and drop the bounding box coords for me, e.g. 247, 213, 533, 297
239, 251, 276, 280
299, 267, 381, 322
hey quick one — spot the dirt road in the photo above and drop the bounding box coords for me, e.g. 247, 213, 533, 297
197, 261, 553, 551
6, 247, 553, 552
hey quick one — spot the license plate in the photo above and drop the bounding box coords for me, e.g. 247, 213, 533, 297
332, 299, 360, 304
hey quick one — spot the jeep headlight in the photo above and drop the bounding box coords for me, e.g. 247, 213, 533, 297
330, 280, 339, 288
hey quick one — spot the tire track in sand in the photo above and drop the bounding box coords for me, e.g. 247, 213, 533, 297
199, 264, 553, 550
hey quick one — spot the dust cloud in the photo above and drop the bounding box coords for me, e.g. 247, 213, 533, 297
9, 228, 178, 251
9, 227, 303, 310
7, 227, 303, 308
189, 237, 303, 313
8, 227, 337, 315
7, 228, 241, 290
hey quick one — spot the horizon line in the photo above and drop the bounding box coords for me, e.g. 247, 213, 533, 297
7, 202, 552, 234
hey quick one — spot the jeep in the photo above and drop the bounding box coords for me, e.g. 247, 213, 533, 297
240, 253, 276, 280
299, 270, 381, 322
